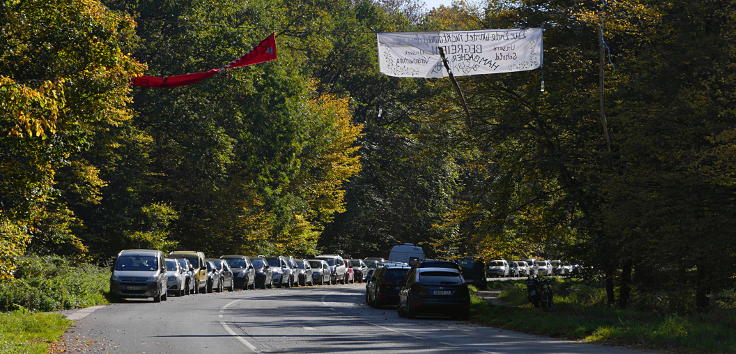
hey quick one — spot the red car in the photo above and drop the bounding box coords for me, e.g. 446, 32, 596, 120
343, 259, 356, 284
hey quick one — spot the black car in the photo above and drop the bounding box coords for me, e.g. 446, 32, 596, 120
398, 267, 470, 319
366, 264, 411, 307
221, 255, 255, 290
251, 257, 273, 289
457, 258, 487, 290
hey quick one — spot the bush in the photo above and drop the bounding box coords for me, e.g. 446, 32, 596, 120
0, 256, 110, 312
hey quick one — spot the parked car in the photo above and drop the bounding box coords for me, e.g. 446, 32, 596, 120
205, 260, 222, 293
398, 267, 470, 319
388, 243, 425, 265
366, 263, 411, 307
251, 257, 273, 289
110, 249, 168, 302
457, 258, 487, 289
561, 262, 574, 275
508, 261, 522, 277
365, 268, 376, 282
308, 259, 331, 285
550, 260, 563, 275
350, 259, 368, 283
344, 259, 355, 284
294, 259, 314, 286
165, 258, 186, 296
534, 260, 553, 276
211, 259, 234, 291
363, 257, 385, 270
287, 257, 300, 287
488, 260, 510, 277
413, 259, 461, 271
316, 255, 347, 284
266, 256, 295, 287
170, 251, 207, 293
176, 258, 196, 295
524, 258, 538, 275
221, 255, 255, 290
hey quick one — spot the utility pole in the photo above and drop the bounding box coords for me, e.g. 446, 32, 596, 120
598, 8, 612, 152
438, 47, 473, 130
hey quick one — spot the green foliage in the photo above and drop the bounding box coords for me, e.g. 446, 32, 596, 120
125, 203, 179, 252
0, 309, 71, 354
472, 281, 736, 352
0, 256, 110, 312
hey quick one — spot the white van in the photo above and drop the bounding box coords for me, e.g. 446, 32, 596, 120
388, 243, 425, 264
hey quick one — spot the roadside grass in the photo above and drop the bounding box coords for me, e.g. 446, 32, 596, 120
0, 309, 71, 354
469, 280, 736, 353
0, 256, 110, 312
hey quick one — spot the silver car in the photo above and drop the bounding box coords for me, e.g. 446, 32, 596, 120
110, 249, 168, 302
266, 256, 295, 287
534, 260, 553, 276
488, 260, 510, 277
165, 258, 187, 296
316, 255, 347, 284
175, 258, 196, 295
308, 259, 331, 285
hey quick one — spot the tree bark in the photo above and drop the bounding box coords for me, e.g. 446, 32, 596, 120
695, 264, 710, 312
618, 260, 632, 308
606, 267, 616, 306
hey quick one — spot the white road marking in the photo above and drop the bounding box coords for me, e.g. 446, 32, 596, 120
64, 305, 106, 321
219, 300, 260, 353
303, 326, 316, 331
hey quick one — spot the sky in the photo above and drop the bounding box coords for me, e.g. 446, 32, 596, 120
424, 0, 455, 9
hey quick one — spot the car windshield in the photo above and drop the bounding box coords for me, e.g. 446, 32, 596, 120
206, 262, 215, 271
115, 255, 158, 271
308, 261, 323, 268
252, 259, 266, 268
384, 269, 409, 281
224, 258, 246, 268
490, 261, 505, 266
296, 261, 305, 269
535, 261, 546, 266
364, 260, 377, 267
183, 257, 198, 268
177, 259, 188, 270
460, 261, 482, 270
323, 258, 336, 266
419, 271, 462, 284
266, 258, 280, 267
165, 260, 178, 271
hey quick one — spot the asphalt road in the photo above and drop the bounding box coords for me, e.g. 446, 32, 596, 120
56, 284, 645, 353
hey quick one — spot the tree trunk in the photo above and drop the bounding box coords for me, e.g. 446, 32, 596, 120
606, 267, 616, 306
618, 260, 632, 308
695, 264, 710, 312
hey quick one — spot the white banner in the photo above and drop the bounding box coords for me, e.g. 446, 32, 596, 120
377, 29, 542, 78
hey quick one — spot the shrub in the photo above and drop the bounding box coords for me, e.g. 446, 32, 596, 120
0, 256, 110, 312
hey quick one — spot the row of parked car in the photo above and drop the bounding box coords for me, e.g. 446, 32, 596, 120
487, 259, 579, 277
364, 259, 474, 320
110, 249, 376, 302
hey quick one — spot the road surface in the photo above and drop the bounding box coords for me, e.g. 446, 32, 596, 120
55, 284, 644, 353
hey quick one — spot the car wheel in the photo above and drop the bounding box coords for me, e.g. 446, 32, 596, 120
162, 291, 167, 301
153, 290, 161, 303
218, 280, 224, 292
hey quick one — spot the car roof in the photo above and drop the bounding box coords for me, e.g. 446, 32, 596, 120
307, 259, 327, 262
119, 249, 161, 256
417, 267, 460, 273
220, 255, 247, 258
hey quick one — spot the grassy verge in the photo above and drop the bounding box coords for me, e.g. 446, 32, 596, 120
0, 256, 110, 312
0, 309, 71, 354
469, 281, 736, 353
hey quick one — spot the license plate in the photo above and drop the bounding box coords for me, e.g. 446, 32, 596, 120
433, 290, 453, 296
124, 285, 145, 291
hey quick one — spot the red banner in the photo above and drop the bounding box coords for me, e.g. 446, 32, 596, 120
131, 34, 277, 88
